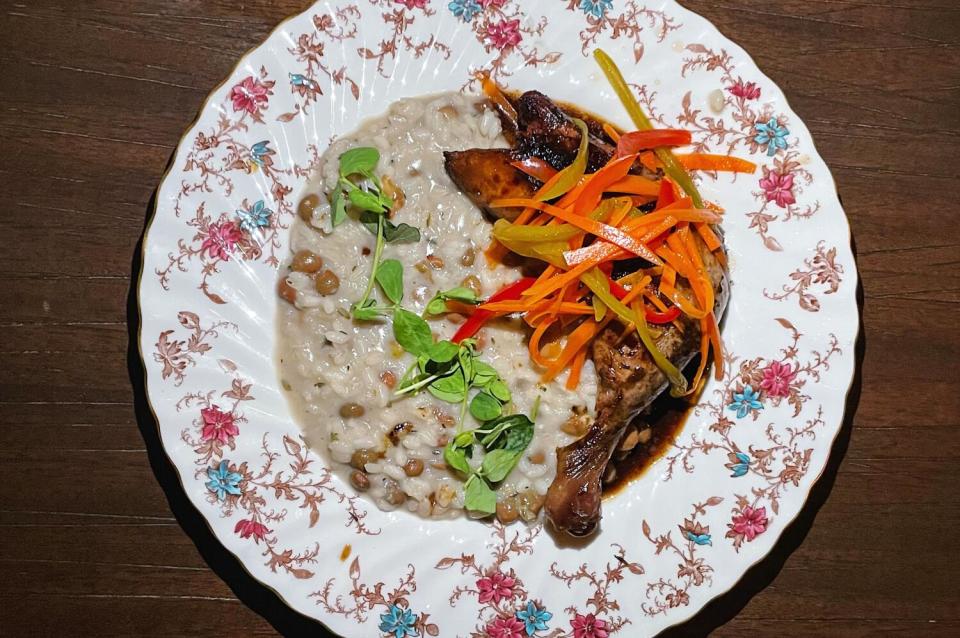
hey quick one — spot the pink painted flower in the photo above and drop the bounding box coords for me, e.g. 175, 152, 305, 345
395, 0, 428, 9
201, 221, 244, 261
759, 170, 796, 208
728, 77, 761, 100
759, 361, 797, 398
200, 406, 239, 444
480, 0, 507, 7
485, 616, 526, 638
732, 506, 768, 541
476, 571, 516, 604
485, 19, 522, 50
571, 613, 609, 638
230, 76, 271, 114
234, 518, 270, 543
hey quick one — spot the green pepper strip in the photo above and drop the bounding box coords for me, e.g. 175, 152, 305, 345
593, 49, 704, 209
537, 118, 590, 201
581, 268, 688, 393
493, 238, 568, 269
493, 219, 582, 243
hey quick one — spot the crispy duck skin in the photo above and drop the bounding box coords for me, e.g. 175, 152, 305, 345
443, 148, 535, 221
545, 237, 729, 537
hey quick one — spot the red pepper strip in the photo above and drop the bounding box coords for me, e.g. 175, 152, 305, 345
511, 157, 558, 183
616, 130, 693, 157
645, 305, 681, 324
598, 266, 630, 301
451, 277, 537, 343
655, 178, 677, 210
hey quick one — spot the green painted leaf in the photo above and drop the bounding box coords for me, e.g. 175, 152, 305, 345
375, 259, 403, 304
393, 308, 433, 356
470, 392, 502, 422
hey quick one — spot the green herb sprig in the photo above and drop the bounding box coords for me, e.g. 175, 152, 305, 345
424, 287, 480, 316
328, 147, 421, 320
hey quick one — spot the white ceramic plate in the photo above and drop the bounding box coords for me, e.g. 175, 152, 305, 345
138, 1, 858, 635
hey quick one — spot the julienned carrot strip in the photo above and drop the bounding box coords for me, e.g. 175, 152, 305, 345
655, 178, 677, 210
707, 312, 724, 380
620, 275, 651, 306
604, 175, 660, 196
675, 153, 757, 174
680, 226, 715, 317
686, 318, 710, 396
542, 318, 611, 382
602, 122, 621, 142
659, 282, 708, 318
529, 318, 559, 368
639, 151, 658, 172
566, 346, 588, 390
479, 72, 518, 129
662, 266, 676, 289
490, 198, 662, 266
695, 222, 722, 252
572, 155, 637, 217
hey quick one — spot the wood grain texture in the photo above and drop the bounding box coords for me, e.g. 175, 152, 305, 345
1, 0, 957, 636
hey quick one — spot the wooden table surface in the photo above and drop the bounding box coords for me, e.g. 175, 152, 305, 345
2, 1, 958, 636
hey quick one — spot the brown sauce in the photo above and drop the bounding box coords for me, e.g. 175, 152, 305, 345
603, 388, 701, 498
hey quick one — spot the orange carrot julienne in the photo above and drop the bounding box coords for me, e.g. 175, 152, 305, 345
675, 153, 757, 174
490, 198, 663, 266
695, 222, 722, 252
543, 318, 610, 382
572, 154, 637, 217
478, 72, 518, 128
566, 346, 588, 390
602, 122, 621, 142
604, 174, 661, 197
529, 318, 559, 368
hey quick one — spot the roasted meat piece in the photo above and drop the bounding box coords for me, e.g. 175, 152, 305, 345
442, 149, 535, 221
545, 237, 728, 536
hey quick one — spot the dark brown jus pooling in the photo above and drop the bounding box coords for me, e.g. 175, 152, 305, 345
602, 389, 700, 498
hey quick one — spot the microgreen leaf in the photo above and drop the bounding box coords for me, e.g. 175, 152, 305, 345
331, 189, 347, 227
348, 188, 388, 214
480, 448, 521, 483
470, 391, 502, 422
392, 308, 433, 356
463, 474, 496, 515
472, 361, 499, 387
444, 443, 471, 476
427, 372, 467, 403
375, 259, 403, 305
339, 147, 380, 177
382, 221, 420, 243
427, 340, 459, 364
488, 378, 512, 403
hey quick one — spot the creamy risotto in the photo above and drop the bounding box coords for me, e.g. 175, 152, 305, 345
277, 93, 596, 521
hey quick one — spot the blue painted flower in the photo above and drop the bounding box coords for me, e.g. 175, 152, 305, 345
379, 604, 419, 638
686, 531, 712, 545
516, 600, 553, 635
727, 384, 763, 419
448, 0, 482, 22
249, 140, 274, 168
579, 0, 613, 18
726, 451, 751, 477
236, 200, 273, 234
205, 460, 242, 501
754, 118, 790, 156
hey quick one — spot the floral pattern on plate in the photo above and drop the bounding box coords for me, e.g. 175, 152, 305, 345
138, 1, 858, 635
